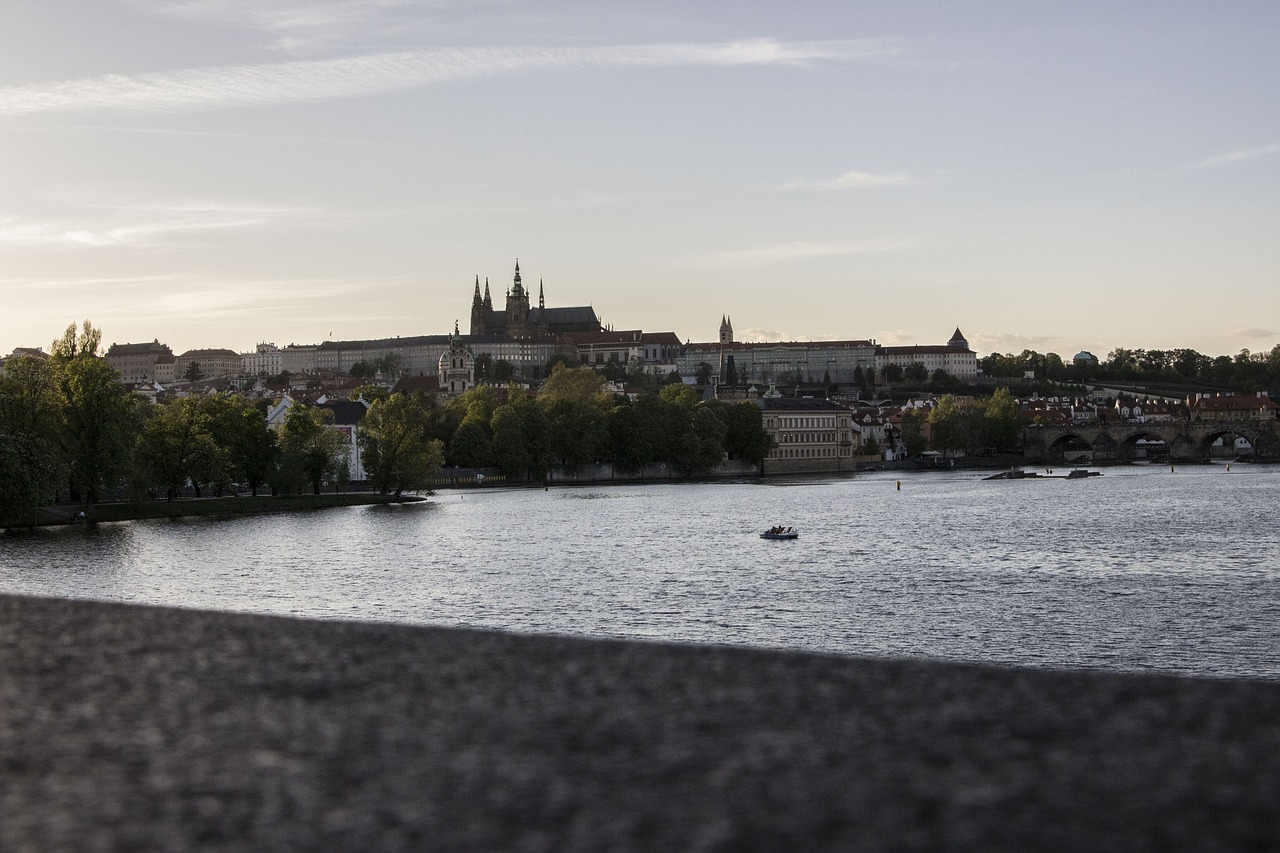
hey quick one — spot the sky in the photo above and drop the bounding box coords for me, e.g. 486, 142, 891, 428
1, 1, 1277, 361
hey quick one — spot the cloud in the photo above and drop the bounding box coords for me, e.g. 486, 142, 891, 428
1183, 144, 1280, 171
692, 239, 910, 269
967, 332, 1064, 355
740, 328, 785, 343
1224, 326, 1276, 342
0, 39, 900, 116
784, 171, 912, 191
0, 201, 326, 249
127, 0, 441, 54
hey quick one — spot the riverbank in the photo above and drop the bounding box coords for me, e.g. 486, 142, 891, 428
0, 492, 427, 529
2, 593, 1277, 851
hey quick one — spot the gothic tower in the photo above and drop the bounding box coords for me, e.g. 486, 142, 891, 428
469, 276, 485, 335
506, 259, 531, 338
719, 315, 734, 344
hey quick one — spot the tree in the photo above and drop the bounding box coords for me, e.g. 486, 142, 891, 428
883, 364, 903, 383
983, 388, 1022, 452
928, 395, 986, 457
605, 402, 652, 473
704, 400, 769, 464
658, 382, 698, 408
695, 362, 715, 385
277, 404, 346, 495
490, 404, 532, 480
202, 395, 277, 496
57, 353, 140, 508
672, 407, 726, 476
493, 360, 515, 382
474, 352, 493, 382
184, 361, 205, 382
360, 393, 443, 495
900, 410, 927, 457
904, 362, 928, 383
544, 399, 607, 469
539, 363, 612, 410
0, 356, 64, 518
448, 420, 492, 468
136, 397, 221, 500
50, 320, 102, 359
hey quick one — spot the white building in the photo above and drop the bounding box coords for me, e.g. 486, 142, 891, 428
875, 328, 979, 380
242, 343, 283, 378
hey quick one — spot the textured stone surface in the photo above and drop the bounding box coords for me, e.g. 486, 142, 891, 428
1, 593, 1278, 851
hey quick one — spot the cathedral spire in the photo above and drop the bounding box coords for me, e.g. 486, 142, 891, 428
539, 279, 545, 310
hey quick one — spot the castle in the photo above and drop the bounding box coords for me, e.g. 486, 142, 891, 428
469, 261, 602, 339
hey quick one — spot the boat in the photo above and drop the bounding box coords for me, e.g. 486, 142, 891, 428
760, 527, 799, 540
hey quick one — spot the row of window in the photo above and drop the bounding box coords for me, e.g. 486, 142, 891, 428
778, 432, 839, 444
770, 447, 845, 459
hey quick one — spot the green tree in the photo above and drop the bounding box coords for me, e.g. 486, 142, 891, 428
202, 395, 277, 496
672, 407, 727, 476
658, 382, 698, 408
983, 388, 1022, 451
904, 362, 928, 383
0, 356, 64, 518
50, 320, 102, 359
184, 361, 205, 382
277, 404, 346, 495
493, 359, 515, 382
57, 353, 140, 508
544, 399, 607, 469
704, 400, 769, 464
490, 404, 532, 480
539, 363, 612, 409
605, 402, 653, 473
900, 409, 927, 457
360, 393, 444, 495
137, 397, 221, 500
448, 419, 492, 468
929, 395, 986, 457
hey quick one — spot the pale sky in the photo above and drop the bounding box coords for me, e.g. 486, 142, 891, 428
2, 1, 1277, 360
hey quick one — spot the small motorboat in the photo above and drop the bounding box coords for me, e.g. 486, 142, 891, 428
760, 527, 799, 540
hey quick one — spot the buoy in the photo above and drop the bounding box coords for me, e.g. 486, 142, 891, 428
1226, 463, 1231, 472
896, 481, 901, 491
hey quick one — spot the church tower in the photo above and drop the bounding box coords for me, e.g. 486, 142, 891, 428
537, 279, 550, 336
506, 259, 531, 338
438, 320, 475, 396
719, 315, 734, 344
469, 276, 486, 335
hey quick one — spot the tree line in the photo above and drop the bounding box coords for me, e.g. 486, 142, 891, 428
980, 345, 1280, 393
2, 324, 770, 519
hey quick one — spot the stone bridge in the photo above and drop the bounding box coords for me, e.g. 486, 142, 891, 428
1023, 419, 1280, 463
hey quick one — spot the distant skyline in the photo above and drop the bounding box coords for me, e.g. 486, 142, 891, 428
2, 1, 1277, 359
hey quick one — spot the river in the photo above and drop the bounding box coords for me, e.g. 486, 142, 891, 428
3, 463, 1279, 680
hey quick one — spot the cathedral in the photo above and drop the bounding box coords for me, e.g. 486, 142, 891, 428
469, 261, 602, 339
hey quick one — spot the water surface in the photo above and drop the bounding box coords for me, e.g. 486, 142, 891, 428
4, 464, 1278, 680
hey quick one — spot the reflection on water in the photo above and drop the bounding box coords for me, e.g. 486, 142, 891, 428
3, 464, 1280, 680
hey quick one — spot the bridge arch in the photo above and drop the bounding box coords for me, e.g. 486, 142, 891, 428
1046, 432, 1097, 462
1113, 429, 1170, 461
1196, 426, 1256, 460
